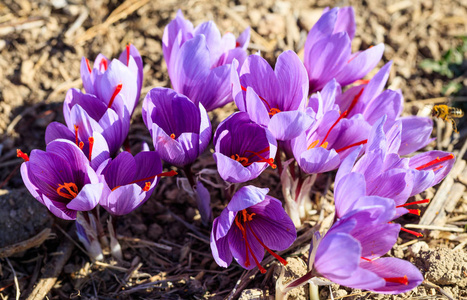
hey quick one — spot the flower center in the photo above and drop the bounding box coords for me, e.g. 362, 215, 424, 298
240, 85, 281, 117
230, 147, 276, 169
415, 154, 454, 171
108, 83, 123, 108
234, 209, 287, 273
111, 170, 178, 192
56, 182, 79, 200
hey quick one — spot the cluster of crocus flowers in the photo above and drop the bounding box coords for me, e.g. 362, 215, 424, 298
16, 5, 457, 297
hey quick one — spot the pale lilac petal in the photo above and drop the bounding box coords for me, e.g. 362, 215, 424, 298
80, 57, 95, 94
385, 120, 402, 154
236, 27, 250, 49
66, 183, 103, 211
162, 10, 194, 64
335, 43, 384, 86
366, 115, 387, 154
230, 59, 246, 111
90, 132, 110, 171
98, 108, 130, 154
274, 50, 309, 111
42, 195, 77, 220
304, 8, 338, 55
151, 123, 186, 166
177, 132, 200, 165
332, 267, 385, 291
333, 7, 356, 40
228, 222, 264, 270
211, 218, 233, 267
335, 172, 366, 217
355, 223, 400, 259
213, 152, 254, 183
268, 111, 314, 141
102, 151, 136, 189
364, 90, 402, 126
307, 32, 351, 92
227, 186, 269, 212
361, 257, 424, 294
314, 232, 361, 279
335, 146, 362, 185
103, 184, 145, 216
359, 61, 392, 106
298, 147, 340, 174
245, 87, 270, 127
367, 169, 412, 206
20, 163, 42, 204
195, 64, 232, 111
398, 116, 433, 155
118, 44, 143, 97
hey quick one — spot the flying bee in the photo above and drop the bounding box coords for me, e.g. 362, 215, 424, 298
431, 105, 464, 133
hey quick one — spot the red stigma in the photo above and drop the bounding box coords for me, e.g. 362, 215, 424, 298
88, 137, 94, 161
230, 148, 276, 169
85, 58, 92, 73
347, 88, 364, 116
335, 139, 368, 153
235, 41, 240, 47
108, 83, 123, 108
360, 256, 372, 262
406, 209, 421, 216
126, 44, 131, 66
78, 141, 84, 150
57, 182, 78, 200
397, 199, 430, 207
170, 133, 176, 139
415, 154, 454, 170
100, 59, 108, 71
17, 149, 29, 161
320, 111, 348, 147
74, 125, 79, 146
384, 275, 408, 285
400, 227, 423, 238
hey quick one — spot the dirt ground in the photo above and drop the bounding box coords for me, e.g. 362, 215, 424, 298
1, 0, 467, 299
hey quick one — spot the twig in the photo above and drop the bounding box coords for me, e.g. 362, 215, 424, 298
422, 280, 455, 300
26, 228, 75, 300
0, 228, 52, 258
404, 224, 464, 232
5, 258, 20, 300
117, 235, 172, 251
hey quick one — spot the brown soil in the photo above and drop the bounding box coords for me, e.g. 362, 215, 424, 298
1, 0, 467, 299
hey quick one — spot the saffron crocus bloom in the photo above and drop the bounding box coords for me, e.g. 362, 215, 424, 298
142, 87, 211, 167
163, 10, 250, 111
304, 7, 384, 92
231, 51, 313, 141
98, 151, 164, 215
80, 44, 143, 115
310, 206, 424, 294
19, 139, 103, 220
336, 61, 434, 155
211, 186, 296, 272
291, 79, 371, 174
45, 88, 130, 157
213, 112, 277, 183
336, 116, 455, 218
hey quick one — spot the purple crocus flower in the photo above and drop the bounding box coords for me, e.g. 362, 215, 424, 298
97, 151, 167, 215
142, 87, 211, 167
19, 139, 104, 220
213, 112, 277, 183
304, 7, 384, 93
45, 87, 130, 158
80, 44, 143, 115
163, 10, 250, 111
311, 206, 424, 294
336, 115, 455, 218
291, 79, 371, 174
211, 186, 296, 273
230, 51, 314, 141
336, 61, 434, 155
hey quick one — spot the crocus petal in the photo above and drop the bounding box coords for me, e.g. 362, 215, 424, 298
63, 89, 107, 125
177, 132, 200, 166
335, 146, 362, 185
335, 172, 366, 217
228, 222, 264, 270
236, 27, 250, 49
298, 146, 340, 174
42, 195, 77, 220
359, 61, 392, 106
314, 232, 361, 280
248, 198, 296, 250
355, 223, 400, 259
162, 9, 194, 64
151, 122, 186, 166
307, 32, 351, 92
118, 44, 144, 97
45, 122, 76, 145
213, 152, 254, 183
366, 115, 387, 154
334, 43, 384, 86
367, 169, 412, 206
195, 64, 232, 111
194, 21, 223, 66
211, 217, 233, 267
89, 132, 110, 171
20, 163, 42, 204
363, 90, 403, 126
331, 267, 385, 291
360, 257, 424, 294
98, 108, 130, 154
227, 186, 269, 212
398, 116, 433, 155
102, 151, 136, 189
245, 87, 270, 127
172, 35, 210, 103
304, 8, 338, 53
103, 184, 145, 216
274, 50, 309, 111
66, 183, 103, 211
80, 57, 95, 94
333, 7, 356, 40
269, 111, 314, 141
